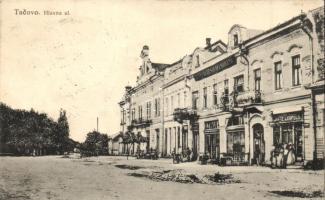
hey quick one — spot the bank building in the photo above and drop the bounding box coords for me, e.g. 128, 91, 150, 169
114, 7, 324, 167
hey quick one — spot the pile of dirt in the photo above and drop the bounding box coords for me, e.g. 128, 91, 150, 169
115, 164, 143, 170
128, 170, 240, 185
269, 190, 324, 198
204, 172, 241, 184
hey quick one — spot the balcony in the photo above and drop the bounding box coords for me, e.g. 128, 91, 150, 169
130, 119, 152, 128
173, 108, 198, 123
235, 90, 263, 107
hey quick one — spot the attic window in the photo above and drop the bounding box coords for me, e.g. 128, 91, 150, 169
234, 34, 239, 47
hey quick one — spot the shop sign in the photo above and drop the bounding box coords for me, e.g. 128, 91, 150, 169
205, 120, 219, 129
193, 56, 237, 81
273, 112, 303, 122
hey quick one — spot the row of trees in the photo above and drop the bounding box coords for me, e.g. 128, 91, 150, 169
0, 103, 76, 156
80, 131, 109, 157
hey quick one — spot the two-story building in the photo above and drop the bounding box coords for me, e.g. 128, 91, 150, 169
117, 6, 324, 166
190, 8, 324, 165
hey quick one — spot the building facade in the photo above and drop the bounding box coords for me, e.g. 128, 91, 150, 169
117, 7, 324, 166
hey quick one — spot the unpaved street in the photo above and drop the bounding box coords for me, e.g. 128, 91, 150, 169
0, 156, 323, 200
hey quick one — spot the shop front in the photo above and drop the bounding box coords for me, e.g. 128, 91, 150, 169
270, 108, 305, 163
225, 115, 247, 164
204, 120, 220, 160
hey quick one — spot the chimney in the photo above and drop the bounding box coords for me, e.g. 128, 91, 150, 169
125, 86, 132, 92
206, 38, 211, 50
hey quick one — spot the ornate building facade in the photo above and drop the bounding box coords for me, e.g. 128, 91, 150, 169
116, 7, 324, 166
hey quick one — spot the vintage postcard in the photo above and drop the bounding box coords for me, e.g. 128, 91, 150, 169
0, 0, 324, 199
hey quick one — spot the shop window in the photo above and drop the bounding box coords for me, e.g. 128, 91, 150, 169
146, 131, 150, 151
254, 68, 261, 91
292, 55, 301, 86
273, 125, 280, 145
227, 134, 233, 154
275, 61, 282, 90
177, 127, 181, 148
234, 75, 244, 93
227, 131, 245, 158
203, 87, 207, 108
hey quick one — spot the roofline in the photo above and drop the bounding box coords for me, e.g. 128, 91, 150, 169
243, 14, 306, 45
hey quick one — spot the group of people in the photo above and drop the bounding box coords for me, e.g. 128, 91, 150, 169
172, 147, 193, 164
270, 143, 296, 168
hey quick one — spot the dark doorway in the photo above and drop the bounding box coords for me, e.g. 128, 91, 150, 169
253, 123, 265, 164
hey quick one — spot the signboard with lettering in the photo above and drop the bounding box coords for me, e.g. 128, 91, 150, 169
193, 55, 237, 81
273, 112, 303, 122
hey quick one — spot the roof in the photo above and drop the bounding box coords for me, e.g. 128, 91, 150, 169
243, 13, 306, 45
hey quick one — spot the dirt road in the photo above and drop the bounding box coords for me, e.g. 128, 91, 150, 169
0, 156, 323, 200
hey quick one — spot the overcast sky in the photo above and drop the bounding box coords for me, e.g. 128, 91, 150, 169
0, 0, 323, 142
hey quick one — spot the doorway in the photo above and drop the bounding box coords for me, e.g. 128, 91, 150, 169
253, 123, 265, 164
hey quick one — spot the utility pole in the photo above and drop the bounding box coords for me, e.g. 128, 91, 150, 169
97, 117, 99, 132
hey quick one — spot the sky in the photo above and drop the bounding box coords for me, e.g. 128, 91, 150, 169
0, 0, 323, 142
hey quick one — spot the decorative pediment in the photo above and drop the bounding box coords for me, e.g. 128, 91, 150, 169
287, 44, 303, 52
251, 59, 263, 66
270, 51, 284, 59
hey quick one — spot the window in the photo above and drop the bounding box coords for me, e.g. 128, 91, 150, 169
273, 125, 280, 145
171, 95, 174, 111
292, 55, 301, 86
177, 127, 181, 148
275, 61, 282, 90
223, 79, 229, 104
195, 55, 200, 68
254, 69, 261, 91
131, 108, 135, 120
138, 105, 142, 120
183, 91, 187, 108
227, 116, 244, 126
146, 102, 151, 120
177, 93, 180, 108
157, 98, 160, 117
234, 75, 244, 93
157, 98, 160, 116
233, 34, 239, 47
165, 97, 169, 116
154, 99, 158, 117
192, 91, 199, 109
121, 109, 125, 124
213, 84, 218, 106
203, 87, 207, 108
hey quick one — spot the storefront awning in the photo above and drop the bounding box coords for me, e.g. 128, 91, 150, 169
272, 106, 303, 115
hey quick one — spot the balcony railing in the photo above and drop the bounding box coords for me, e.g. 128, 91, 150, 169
129, 119, 152, 128
173, 108, 198, 123
235, 90, 263, 107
